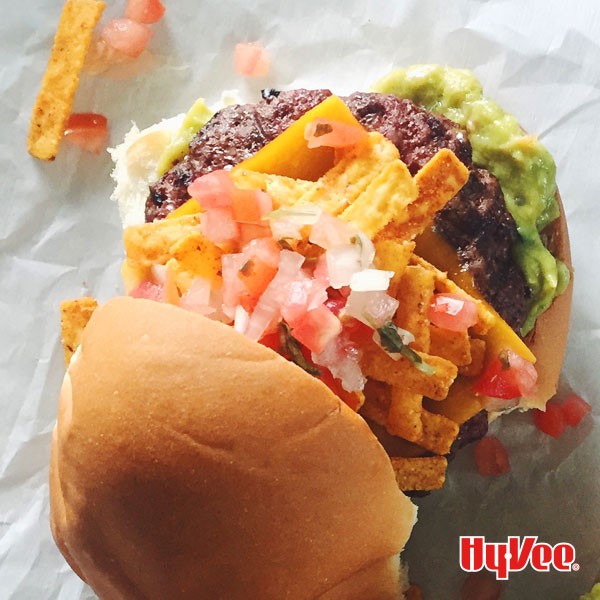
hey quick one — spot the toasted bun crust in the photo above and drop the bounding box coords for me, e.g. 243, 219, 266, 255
524, 191, 573, 409
50, 297, 416, 600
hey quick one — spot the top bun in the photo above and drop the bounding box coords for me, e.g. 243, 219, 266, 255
50, 297, 416, 600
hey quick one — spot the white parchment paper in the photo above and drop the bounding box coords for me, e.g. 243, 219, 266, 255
1, 1, 599, 598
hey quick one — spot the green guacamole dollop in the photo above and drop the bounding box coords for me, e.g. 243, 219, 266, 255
374, 65, 569, 335
156, 98, 214, 177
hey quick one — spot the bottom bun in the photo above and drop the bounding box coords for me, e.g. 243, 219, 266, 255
50, 297, 416, 600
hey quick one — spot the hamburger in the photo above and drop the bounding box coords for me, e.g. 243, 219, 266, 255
51, 64, 571, 598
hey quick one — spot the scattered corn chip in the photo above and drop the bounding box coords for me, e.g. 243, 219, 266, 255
420, 411, 459, 455
361, 346, 457, 401
231, 170, 314, 208
429, 326, 472, 366
360, 381, 390, 427
60, 297, 98, 366
27, 0, 106, 160
459, 338, 486, 377
386, 388, 424, 440
373, 239, 414, 297
340, 159, 417, 238
393, 265, 435, 353
390, 456, 448, 491
317, 132, 400, 210
384, 149, 469, 240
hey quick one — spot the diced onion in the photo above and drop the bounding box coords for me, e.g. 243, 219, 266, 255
180, 277, 214, 315
270, 219, 303, 241
221, 253, 247, 314
326, 244, 362, 289
344, 290, 399, 329
355, 231, 375, 269
349, 269, 394, 292
233, 304, 250, 334
309, 211, 356, 250
264, 205, 322, 225
312, 336, 366, 392
151, 263, 167, 285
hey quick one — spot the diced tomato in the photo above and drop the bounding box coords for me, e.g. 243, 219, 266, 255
231, 190, 261, 224
200, 208, 239, 243
428, 293, 479, 332
560, 393, 592, 427
473, 350, 538, 400
235, 189, 272, 224
319, 368, 362, 411
125, 0, 165, 24
324, 289, 347, 316
238, 259, 278, 300
64, 113, 109, 154
507, 352, 538, 397
258, 331, 281, 352
234, 42, 271, 77
474, 436, 511, 477
533, 402, 567, 438
313, 252, 330, 286
239, 223, 272, 247
343, 317, 374, 346
233, 238, 281, 310
129, 280, 164, 302
101, 18, 153, 58
242, 238, 281, 266
187, 170, 235, 209
461, 572, 503, 600
83, 39, 131, 75
287, 305, 342, 354
304, 118, 367, 149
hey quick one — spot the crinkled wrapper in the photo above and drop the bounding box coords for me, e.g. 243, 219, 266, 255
1, 0, 599, 598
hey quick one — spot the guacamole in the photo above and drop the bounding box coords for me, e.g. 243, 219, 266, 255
374, 65, 569, 335
156, 98, 213, 177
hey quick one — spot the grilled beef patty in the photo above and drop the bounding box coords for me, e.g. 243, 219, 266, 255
145, 89, 531, 330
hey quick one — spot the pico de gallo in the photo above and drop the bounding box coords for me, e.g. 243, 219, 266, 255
129, 165, 435, 409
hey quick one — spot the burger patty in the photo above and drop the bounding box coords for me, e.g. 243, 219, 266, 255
146, 89, 531, 329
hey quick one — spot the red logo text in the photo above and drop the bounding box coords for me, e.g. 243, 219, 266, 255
459, 536, 577, 580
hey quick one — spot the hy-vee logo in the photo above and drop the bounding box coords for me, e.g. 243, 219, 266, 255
459, 536, 578, 580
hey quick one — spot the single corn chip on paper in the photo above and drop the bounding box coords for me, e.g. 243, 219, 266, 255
28, 0, 106, 160
391, 456, 448, 491
60, 297, 98, 366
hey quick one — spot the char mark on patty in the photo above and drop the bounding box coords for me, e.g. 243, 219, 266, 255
145, 89, 531, 330
435, 169, 532, 330
342, 92, 473, 173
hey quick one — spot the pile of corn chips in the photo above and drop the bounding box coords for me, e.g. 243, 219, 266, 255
115, 132, 499, 491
